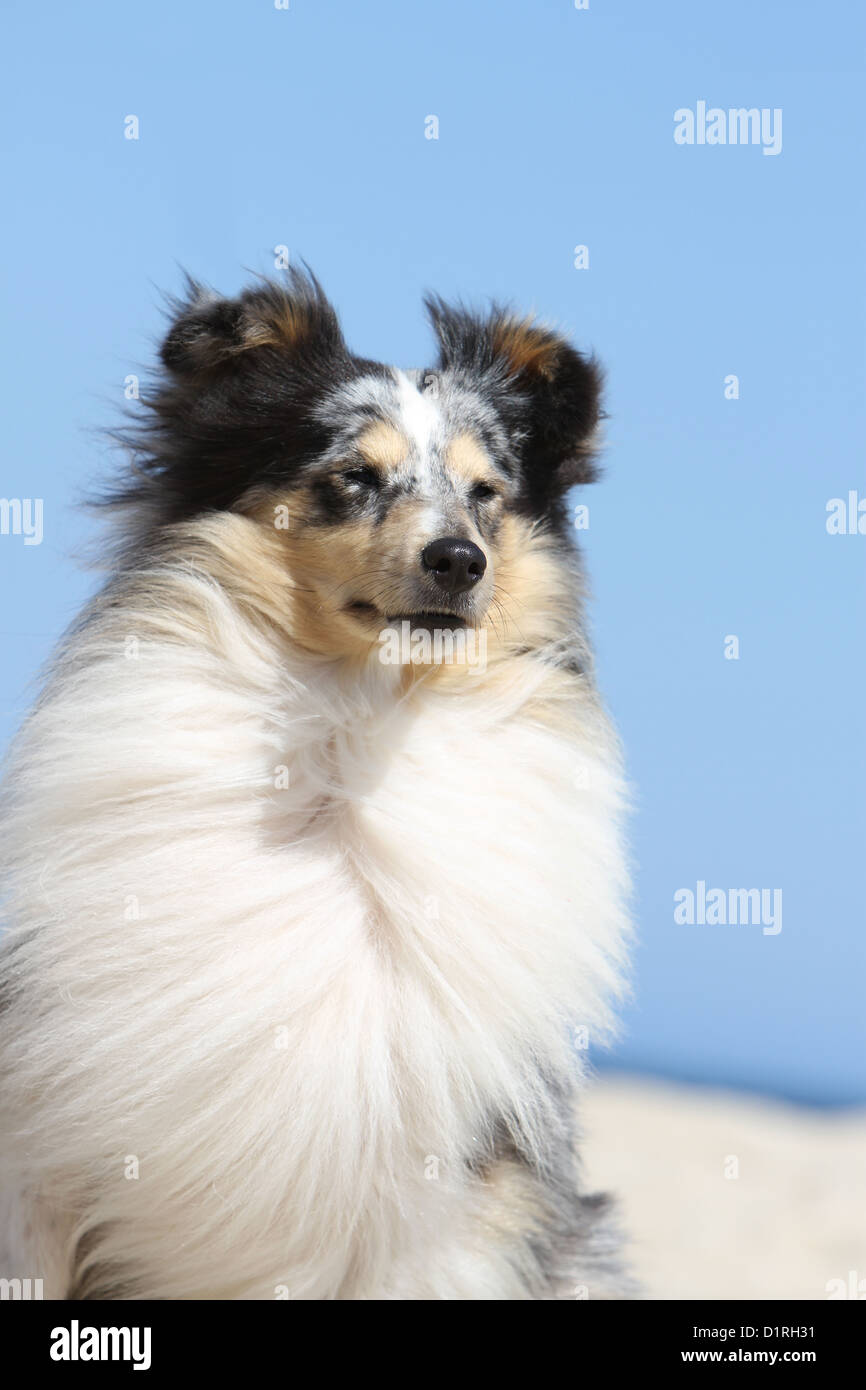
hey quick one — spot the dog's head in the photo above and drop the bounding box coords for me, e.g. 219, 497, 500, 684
128, 270, 603, 661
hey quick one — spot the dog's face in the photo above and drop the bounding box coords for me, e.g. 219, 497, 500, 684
260, 377, 507, 643
130, 272, 603, 660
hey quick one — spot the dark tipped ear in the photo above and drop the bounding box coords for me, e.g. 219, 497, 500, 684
111, 269, 371, 524
425, 297, 604, 504
160, 282, 245, 373
160, 269, 350, 376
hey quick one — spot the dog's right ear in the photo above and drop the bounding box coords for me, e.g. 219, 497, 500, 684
113, 269, 372, 523
159, 284, 248, 374
159, 270, 352, 378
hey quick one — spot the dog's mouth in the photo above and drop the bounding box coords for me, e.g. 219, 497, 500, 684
388, 610, 468, 632
346, 601, 468, 632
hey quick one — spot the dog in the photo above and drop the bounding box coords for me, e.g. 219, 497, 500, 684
0, 269, 631, 1299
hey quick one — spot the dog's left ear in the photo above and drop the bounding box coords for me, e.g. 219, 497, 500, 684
425, 298, 603, 505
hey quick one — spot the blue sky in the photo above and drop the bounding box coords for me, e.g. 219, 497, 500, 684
2, 0, 864, 1102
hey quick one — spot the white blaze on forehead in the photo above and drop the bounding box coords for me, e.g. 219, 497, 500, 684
391, 370, 443, 481
385, 375, 491, 546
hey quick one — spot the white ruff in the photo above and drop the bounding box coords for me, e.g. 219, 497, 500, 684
0, 546, 630, 1299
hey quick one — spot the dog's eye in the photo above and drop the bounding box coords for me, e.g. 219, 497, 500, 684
341, 466, 380, 490
470, 481, 499, 503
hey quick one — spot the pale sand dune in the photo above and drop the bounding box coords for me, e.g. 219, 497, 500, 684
580, 1074, 866, 1300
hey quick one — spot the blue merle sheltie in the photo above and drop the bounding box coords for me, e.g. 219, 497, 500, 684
0, 269, 632, 1299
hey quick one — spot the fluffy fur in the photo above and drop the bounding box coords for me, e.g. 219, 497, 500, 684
0, 270, 631, 1299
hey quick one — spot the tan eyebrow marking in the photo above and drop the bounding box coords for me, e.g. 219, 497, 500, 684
444, 432, 494, 484
356, 421, 410, 470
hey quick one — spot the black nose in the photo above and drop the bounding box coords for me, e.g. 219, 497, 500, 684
421, 536, 487, 596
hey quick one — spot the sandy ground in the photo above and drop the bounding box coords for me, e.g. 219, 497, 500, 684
580, 1074, 866, 1300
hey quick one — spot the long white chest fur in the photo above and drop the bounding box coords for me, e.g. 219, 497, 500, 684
0, 551, 629, 1300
